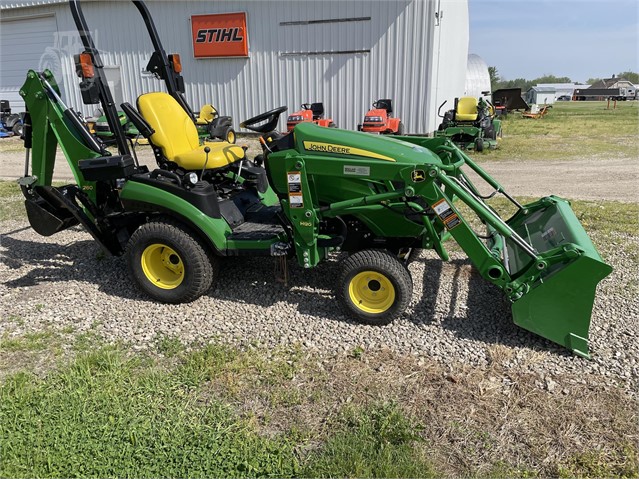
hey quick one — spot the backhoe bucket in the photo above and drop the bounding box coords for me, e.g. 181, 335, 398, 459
504, 196, 612, 358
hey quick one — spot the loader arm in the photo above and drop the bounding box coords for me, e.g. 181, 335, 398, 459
275, 123, 612, 357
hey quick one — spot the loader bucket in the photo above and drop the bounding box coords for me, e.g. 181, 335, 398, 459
504, 196, 612, 358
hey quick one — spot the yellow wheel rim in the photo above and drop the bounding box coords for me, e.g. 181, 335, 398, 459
227, 130, 235, 143
348, 271, 395, 314
141, 243, 184, 290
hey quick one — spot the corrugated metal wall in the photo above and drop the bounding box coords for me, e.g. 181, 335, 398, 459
1, 0, 468, 134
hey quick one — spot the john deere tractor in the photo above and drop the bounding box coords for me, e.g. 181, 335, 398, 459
17, 0, 611, 358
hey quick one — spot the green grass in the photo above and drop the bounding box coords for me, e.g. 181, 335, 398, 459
0, 344, 433, 478
0, 180, 24, 221
471, 101, 639, 161
302, 402, 434, 478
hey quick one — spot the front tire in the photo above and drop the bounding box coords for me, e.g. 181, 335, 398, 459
396, 121, 405, 135
126, 218, 217, 303
475, 137, 484, 152
338, 249, 413, 326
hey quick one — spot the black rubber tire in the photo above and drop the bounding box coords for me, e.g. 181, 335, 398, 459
397, 121, 405, 135
338, 249, 413, 326
224, 127, 236, 144
328, 122, 337, 128
12, 123, 23, 137
126, 217, 217, 303
475, 137, 484, 152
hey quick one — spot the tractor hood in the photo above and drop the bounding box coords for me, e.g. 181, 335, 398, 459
292, 122, 443, 167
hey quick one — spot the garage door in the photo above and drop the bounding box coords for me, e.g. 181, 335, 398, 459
0, 14, 57, 112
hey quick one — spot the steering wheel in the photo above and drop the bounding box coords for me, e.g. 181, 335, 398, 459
240, 106, 288, 133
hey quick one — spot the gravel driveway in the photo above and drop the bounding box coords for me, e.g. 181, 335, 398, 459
1, 144, 638, 396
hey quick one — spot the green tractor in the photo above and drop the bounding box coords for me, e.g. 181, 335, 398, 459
436, 95, 501, 151
17, 0, 611, 358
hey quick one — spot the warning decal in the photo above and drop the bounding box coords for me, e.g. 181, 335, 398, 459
287, 171, 303, 208
432, 199, 461, 230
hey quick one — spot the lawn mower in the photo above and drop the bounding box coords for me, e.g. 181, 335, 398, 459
1, 100, 25, 137
435, 95, 501, 152
17, 0, 612, 359
195, 104, 236, 143
358, 99, 404, 135
286, 102, 336, 132
91, 109, 140, 142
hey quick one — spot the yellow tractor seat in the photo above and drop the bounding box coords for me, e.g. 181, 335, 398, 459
196, 104, 217, 125
137, 92, 243, 171
456, 97, 478, 122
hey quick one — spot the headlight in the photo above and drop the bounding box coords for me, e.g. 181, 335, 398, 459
365, 116, 383, 123
95, 121, 109, 127
186, 172, 198, 185
288, 115, 304, 122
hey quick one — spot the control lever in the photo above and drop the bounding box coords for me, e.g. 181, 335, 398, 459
200, 146, 210, 179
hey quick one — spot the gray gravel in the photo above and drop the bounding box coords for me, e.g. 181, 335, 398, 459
1, 219, 637, 396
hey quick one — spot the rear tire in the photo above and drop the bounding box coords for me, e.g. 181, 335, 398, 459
224, 127, 236, 144
475, 137, 484, 152
338, 249, 413, 326
12, 123, 23, 137
126, 217, 217, 303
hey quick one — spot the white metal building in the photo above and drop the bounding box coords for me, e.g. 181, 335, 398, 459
536, 83, 590, 99
464, 53, 490, 99
525, 86, 556, 105
0, 0, 469, 134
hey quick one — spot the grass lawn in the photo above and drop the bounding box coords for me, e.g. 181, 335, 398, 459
472, 100, 639, 161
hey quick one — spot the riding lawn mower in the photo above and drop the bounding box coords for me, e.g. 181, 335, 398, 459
286, 102, 336, 132
17, 0, 611, 358
358, 99, 404, 135
436, 96, 501, 151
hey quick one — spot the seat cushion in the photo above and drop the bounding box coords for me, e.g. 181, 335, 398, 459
456, 97, 478, 121
174, 142, 244, 171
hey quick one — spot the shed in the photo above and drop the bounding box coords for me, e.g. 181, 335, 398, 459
0, 0, 470, 134
525, 86, 556, 105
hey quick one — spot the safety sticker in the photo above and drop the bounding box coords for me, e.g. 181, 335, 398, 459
432, 199, 461, 230
287, 171, 304, 208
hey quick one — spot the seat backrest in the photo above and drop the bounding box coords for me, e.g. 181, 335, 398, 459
197, 104, 217, 123
310, 102, 324, 119
374, 99, 393, 114
137, 92, 199, 160
456, 97, 478, 120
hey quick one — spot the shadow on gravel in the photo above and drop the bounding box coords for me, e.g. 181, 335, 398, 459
211, 256, 343, 318
410, 256, 567, 355
0, 234, 143, 301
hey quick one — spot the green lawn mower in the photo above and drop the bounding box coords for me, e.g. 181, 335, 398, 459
17, 0, 611, 358
435, 95, 501, 151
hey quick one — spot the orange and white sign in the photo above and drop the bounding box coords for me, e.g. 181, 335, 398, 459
191, 12, 248, 58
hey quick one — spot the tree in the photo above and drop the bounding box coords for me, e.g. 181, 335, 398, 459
586, 77, 601, 85
617, 71, 639, 84
488, 66, 500, 90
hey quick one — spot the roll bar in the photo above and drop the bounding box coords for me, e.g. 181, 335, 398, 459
68, 0, 195, 156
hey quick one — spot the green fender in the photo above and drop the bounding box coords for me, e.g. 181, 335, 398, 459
119, 180, 230, 253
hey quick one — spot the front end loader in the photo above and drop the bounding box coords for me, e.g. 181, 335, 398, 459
17, 0, 611, 358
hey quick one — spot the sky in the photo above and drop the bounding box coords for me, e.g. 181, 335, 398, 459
469, 0, 639, 83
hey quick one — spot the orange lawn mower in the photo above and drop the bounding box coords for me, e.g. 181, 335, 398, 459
286, 102, 336, 132
358, 99, 404, 135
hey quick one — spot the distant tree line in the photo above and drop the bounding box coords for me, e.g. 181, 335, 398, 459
488, 67, 639, 91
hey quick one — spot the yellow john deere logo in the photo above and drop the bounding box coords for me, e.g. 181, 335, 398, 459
411, 170, 426, 182
303, 141, 395, 162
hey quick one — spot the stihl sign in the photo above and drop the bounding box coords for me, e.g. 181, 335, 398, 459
191, 12, 248, 58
